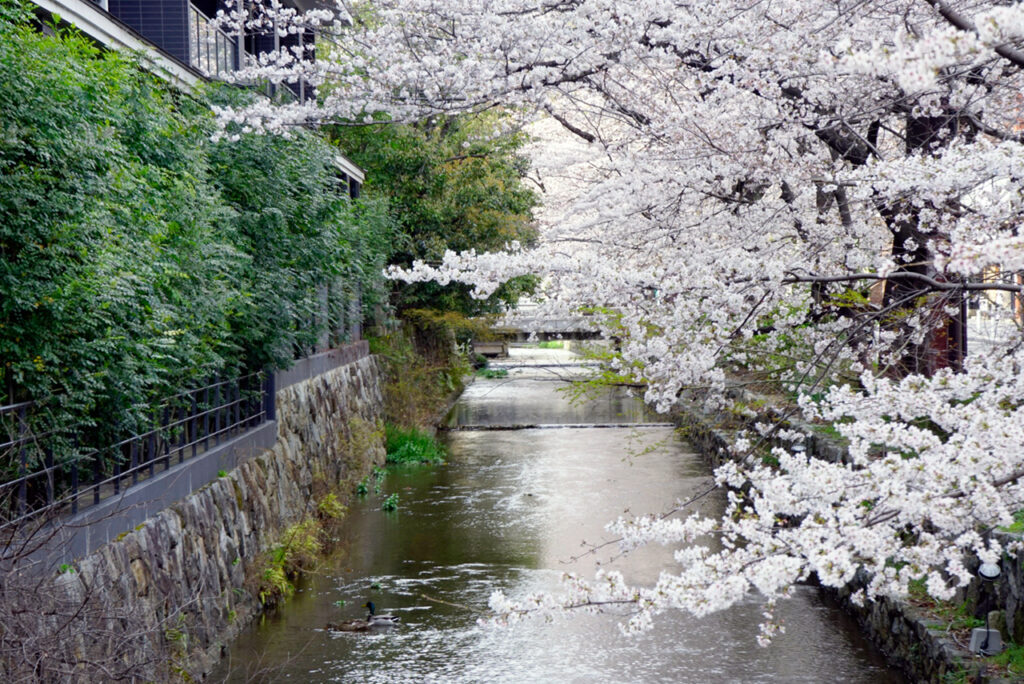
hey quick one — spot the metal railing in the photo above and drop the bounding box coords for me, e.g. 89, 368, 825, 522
188, 3, 239, 78
967, 269, 1024, 343
0, 372, 273, 531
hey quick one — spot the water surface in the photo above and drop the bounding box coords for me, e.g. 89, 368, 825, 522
214, 347, 903, 683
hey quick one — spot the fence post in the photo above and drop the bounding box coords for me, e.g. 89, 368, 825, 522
17, 405, 27, 517
70, 442, 79, 515
113, 442, 121, 495
178, 403, 186, 464
191, 390, 199, 459
203, 385, 211, 451
213, 380, 221, 446
162, 406, 171, 470
92, 447, 101, 506
263, 371, 276, 423
352, 282, 363, 341
232, 380, 240, 436
148, 412, 156, 479
44, 446, 54, 506
130, 436, 138, 486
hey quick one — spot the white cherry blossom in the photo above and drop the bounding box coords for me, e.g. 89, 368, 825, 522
224, 0, 1024, 642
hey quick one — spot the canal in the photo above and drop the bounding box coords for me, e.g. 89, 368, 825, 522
213, 346, 903, 683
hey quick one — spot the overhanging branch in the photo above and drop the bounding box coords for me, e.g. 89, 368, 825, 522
783, 271, 1024, 294
924, 0, 1024, 69
543, 104, 596, 143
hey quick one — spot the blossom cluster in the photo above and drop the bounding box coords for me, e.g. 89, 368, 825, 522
223, 0, 1024, 642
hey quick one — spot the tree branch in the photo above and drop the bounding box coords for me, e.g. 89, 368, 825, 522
924, 0, 1024, 69
543, 104, 596, 143
783, 271, 1024, 294
442, 153, 491, 163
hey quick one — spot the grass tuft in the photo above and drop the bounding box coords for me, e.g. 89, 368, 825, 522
384, 424, 446, 465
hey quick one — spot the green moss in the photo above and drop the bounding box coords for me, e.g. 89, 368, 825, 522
370, 324, 470, 427
939, 666, 971, 684
809, 421, 850, 445
345, 416, 385, 467
170, 505, 187, 526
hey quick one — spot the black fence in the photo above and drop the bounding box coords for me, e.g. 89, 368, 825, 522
0, 372, 275, 531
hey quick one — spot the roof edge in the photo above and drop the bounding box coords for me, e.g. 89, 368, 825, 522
34, 0, 204, 91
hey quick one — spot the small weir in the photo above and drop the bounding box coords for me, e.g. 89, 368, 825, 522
213, 347, 903, 683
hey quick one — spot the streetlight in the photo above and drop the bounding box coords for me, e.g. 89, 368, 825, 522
969, 562, 1003, 656
978, 562, 1001, 582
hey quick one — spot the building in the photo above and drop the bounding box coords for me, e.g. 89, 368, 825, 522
31, 0, 365, 192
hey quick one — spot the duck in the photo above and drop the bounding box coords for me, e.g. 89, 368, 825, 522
364, 601, 400, 626
324, 618, 371, 632
325, 601, 399, 632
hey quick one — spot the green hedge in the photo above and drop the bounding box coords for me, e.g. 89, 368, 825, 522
0, 2, 394, 446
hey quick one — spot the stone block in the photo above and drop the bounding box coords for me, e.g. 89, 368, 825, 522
969, 627, 1003, 655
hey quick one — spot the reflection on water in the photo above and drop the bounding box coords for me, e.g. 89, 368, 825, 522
213, 347, 903, 683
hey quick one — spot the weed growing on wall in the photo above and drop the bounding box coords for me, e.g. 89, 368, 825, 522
256, 519, 322, 606
317, 493, 346, 520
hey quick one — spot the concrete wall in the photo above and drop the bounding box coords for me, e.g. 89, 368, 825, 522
1, 345, 385, 681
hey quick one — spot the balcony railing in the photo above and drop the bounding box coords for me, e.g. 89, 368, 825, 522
188, 3, 238, 78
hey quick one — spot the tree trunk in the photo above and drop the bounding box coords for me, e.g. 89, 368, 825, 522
880, 115, 965, 376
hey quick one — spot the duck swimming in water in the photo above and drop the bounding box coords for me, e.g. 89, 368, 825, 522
325, 601, 400, 632
364, 601, 400, 626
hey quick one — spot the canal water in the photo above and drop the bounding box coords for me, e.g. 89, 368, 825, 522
213, 347, 903, 683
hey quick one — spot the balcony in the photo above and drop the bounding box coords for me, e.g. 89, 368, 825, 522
188, 3, 239, 78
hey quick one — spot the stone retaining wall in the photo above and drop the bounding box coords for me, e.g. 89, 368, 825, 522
1, 349, 385, 682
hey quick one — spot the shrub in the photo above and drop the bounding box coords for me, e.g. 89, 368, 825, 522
0, 8, 396, 468
316, 493, 346, 519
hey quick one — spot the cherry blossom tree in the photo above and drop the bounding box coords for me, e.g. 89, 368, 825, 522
213, 0, 1024, 641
